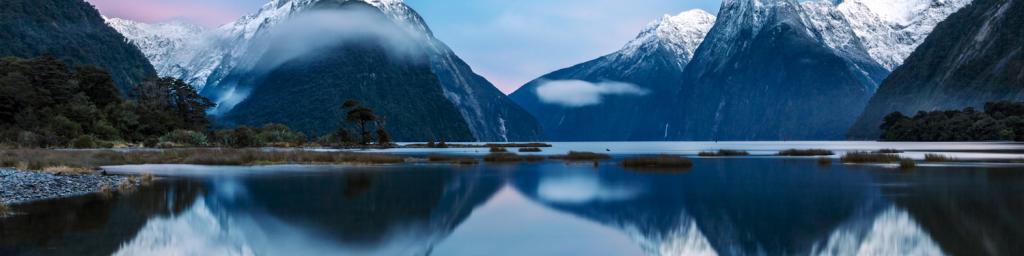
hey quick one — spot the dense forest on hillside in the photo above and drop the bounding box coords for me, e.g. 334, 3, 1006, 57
0, 0, 157, 93
0, 56, 212, 148
880, 102, 1024, 141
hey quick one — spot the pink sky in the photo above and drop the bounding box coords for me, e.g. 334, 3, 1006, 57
86, 0, 246, 27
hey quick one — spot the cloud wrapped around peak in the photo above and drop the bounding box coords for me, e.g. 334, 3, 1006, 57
535, 80, 649, 107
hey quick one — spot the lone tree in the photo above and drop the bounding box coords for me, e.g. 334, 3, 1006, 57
375, 117, 392, 146
342, 100, 378, 145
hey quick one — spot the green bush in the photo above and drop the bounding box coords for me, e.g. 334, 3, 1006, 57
70, 135, 97, 149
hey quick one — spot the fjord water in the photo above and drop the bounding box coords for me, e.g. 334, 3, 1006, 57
2, 142, 1023, 256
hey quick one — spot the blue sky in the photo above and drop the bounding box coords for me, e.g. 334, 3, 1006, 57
89, 0, 722, 93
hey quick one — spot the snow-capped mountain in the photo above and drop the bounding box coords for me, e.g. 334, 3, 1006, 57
667, 0, 889, 140
802, 0, 972, 70
107, 0, 542, 142
850, 0, 1024, 139
510, 10, 715, 141
104, 17, 206, 77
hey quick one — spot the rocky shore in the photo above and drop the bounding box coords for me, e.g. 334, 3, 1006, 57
0, 168, 132, 206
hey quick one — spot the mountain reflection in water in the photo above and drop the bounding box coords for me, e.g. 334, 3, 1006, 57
2, 157, 1022, 256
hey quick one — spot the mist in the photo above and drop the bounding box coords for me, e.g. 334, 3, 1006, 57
535, 80, 649, 107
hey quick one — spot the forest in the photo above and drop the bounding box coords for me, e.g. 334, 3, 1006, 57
879, 101, 1024, 141
0, 56, 391, 148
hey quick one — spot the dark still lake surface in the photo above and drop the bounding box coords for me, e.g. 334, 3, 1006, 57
3, 142, 1024, 256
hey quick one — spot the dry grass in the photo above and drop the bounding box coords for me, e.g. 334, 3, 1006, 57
118, 178, 137, 194
550, 151, 611, 161
924, 153, 956, 162
876, 149, 904, 154
0, 149, 408, 171
777, 149, 834, 156
622, 155, 693, 171
840, 152, 903, 163
141, 173, 155, 185
99, 182, 113, 198
41, 166, 94, 175
490, 147, 508, 153
0, 201, 9, 217
699, 150, 750, 157
519, 147, 542, 153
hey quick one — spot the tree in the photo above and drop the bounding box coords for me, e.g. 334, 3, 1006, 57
375, 118, 392, 145
74, 65, 121, 107
342, 100, 378, 145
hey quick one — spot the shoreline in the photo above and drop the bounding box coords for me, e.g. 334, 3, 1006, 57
0, 168, 138, 207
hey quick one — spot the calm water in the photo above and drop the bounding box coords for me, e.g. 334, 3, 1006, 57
2, 142, 1024, 256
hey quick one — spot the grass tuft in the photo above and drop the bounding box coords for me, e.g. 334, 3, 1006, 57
900, 159, 917, 170
0, 201, 9, 217
550, 151, 611, 161
924, 153, 956, 162
699, 150, 750, 157
141, 173, 155, 185
777, 149, 834, 156
840, 152, 903, 163
622, 155, 693, 171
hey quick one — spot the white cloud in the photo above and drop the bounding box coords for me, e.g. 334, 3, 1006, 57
534, 80, 649, 107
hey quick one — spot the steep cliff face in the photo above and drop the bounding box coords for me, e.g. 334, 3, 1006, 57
667, 0, 889, 140
849, 0, 1024, 139
510, 10, 716, 141
0, 0, 157, 93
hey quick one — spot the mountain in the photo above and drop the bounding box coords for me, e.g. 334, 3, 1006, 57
829, 0, 973, 70
0, 0, 157, 93
104, 18, 206, 80
109, 0, 542, 142
849, 0, 1024, 139
666, 0, 890, 140
509, 10, 716, 141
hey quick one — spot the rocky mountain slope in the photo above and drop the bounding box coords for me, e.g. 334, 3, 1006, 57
509, 10, 716, 141
0, 0, 157, 93
666, 0, 889, 140
107, 0, 541, 141
849, 0, 1024, 139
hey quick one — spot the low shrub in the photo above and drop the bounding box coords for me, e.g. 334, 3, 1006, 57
699, 150, 750, 157
622, 155, 693, 170
777, 149, 834, 156
550, 151, 611, 161
900, 159, 917, 170
159, 130, 209, 147
840, 152, 903, 163
70, 135, 97, 149
924, 153, 955, 162
484, 152, 524, 163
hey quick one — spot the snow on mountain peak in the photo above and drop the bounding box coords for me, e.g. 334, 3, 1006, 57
620, 9, 716, 68
832, 0, 973, 69
104, 17, 206, 76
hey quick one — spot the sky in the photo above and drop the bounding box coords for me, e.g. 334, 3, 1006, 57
86, 0, 722, 94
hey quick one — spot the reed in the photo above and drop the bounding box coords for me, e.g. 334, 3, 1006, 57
924, 153, 955, 162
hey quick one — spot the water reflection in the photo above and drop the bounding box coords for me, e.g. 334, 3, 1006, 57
115, 166, 503, 255
3, 160, 1023, 255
